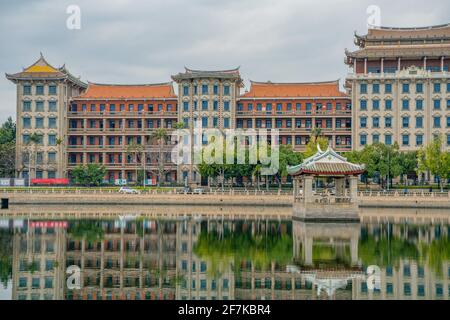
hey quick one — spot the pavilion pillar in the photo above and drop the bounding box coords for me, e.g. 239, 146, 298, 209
335, 177, 345, 197
304, 236, 313, 266
302, 175, 314, 203
350, 235, 359, 266
349, 176, 358, 202
380, 58, 384, 73
364, 58, 367, 74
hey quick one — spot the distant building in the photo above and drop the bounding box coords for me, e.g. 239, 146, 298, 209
345, 24, 450, 151
6, 54, 87, 180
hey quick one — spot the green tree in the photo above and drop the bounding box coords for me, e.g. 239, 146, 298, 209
126, 141, 144, 185
304, 129, 328, 158
71, 164, 106, 186
275, 145, 303, 190
417, 135, 450, 192
151, 128, 168, 186
0, 117, 16, 144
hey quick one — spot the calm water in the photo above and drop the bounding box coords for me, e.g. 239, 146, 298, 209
0, 208, 449, 300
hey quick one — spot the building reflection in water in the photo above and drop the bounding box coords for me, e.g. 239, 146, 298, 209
1, 215, 449, 300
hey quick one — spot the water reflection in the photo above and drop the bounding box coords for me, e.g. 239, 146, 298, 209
0, 215, 449, 300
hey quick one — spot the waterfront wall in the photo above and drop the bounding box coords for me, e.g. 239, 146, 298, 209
1, 190, 450, 209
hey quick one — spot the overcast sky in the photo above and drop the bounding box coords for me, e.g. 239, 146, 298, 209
0, 0, 449, 123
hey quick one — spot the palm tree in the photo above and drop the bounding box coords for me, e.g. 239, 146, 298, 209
151, 128, 168, 187
25, 133, 41, 185
126, 141, 144, 185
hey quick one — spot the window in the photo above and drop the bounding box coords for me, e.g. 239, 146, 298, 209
213, 117, 218, 127
372, 100, 380, 110
372, 83, 380, 94
447, 99, 450, 109
224, 101, 230, 112
202, 84, 208, 94
36, 152, 43, 164
223, 118, 230, 128
158, 104, 163, 112
416, 134, 423, 146
402, 116, 409, 128
201, 117, 208, 127
48, 85, 57, 95
433, 82, 441, 93
416, 99, 423, 110
223, 85, 230, 95
385, 99, 392, 110
402, 99, 409, 110
276, 103, 282, 112
360, 134, 367, 146
416, 83, 423, 93
447, 82, 450, 92
372, 134, 379, 143
402, 134, 409, 146
385, 116, 392, 128
48, 101, 57, 112
433, 99, 441, 110
287, 103, 292, 111
23, 117, 31, 128
402, 83, 410, 93
248, 103, 253, 111
23, 134, 30, 144
360, 100, 367, 110
183, 102, 189, 112
48, 134, 57, 146
194, 85, 198, 95
36, 101, 44, 112
48, 117, 57, 128
202, 100, 208, 110
23, 85, 31, 95
48, 152, 56, 163
447, 116, 450, 127
360, 117, 367, 128
183, 86, 189, 96
213, 101, 218, 111
385, 83, 392, 94
23, 101, 31, 112
360, 83, 367, 94
415, 116, 423, 128
36, 85, 44, 95
35, 117, 44, 128
385, 134, 392, 145
372, 116, 379, 128
433, 116, 441, 128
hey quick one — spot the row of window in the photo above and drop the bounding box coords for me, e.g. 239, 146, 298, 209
23, 117, 57, 129
22, 134, 58, 146
22, 100, 58, 112
237, 102, 351, 112
182, 100, 230, 112
360, 98, 450, 111
360, 82, 450, 94
183, 84, 231, 96
183, 117, 230, 128
18, 277, 54, 289
23, 84, 57, 96
360, 282, 448, 297
71, 103, 176, 113
236, 118, 351, 129
360, 133, 450, 146
366, 65, 449, 74
360, 116, 450, 129
70, 119, 174, 129
22, 151, 57, 165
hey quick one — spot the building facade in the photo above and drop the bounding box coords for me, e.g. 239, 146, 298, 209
67, 83, 178, 184
6, 54, 87, 180
345, 24, 450, 151
238, 81, 352, 153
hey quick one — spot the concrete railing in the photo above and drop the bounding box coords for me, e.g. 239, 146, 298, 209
358, 191, 450, 198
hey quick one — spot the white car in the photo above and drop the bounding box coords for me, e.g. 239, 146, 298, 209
193, 188, 205, 194
119, 187, 140, 194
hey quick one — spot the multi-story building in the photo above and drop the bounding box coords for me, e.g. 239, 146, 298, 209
171, 68, 243, 184
6, 54, 87, 180
238, 81, 352, 152
345, 24, 450, 151
67, 83, 178, 184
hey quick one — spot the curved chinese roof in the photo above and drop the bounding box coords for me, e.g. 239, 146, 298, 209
241, 80, 348, 98
74, 82, 177, 100
288, 146, 365, 176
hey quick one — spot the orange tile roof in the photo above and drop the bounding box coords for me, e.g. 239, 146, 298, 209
241, 81, 348, 98
77, 82, 177, 99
